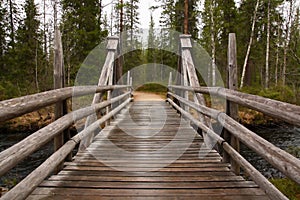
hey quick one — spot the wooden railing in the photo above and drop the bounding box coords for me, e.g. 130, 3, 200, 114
0, 35, 133, 200
0, 85, 132, 200
166, 34, 300, 200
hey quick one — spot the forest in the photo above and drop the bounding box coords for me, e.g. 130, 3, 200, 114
0, 0, 299, 104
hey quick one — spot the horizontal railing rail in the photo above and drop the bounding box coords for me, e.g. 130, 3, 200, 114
0, 84, 133, 200
0, 90, 131, 177
1, 96, 133, 200
0, 85, 130, 122
167, 86, 300, 200
169, 85, 300, 125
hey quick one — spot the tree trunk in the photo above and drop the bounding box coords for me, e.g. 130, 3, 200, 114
43, 0, 47, 55
265, 0, 270, 89
210, 0, 216, 86
35, 41, 39, 92
240, 0, 260, 88
283, 0, 293, 86
184, 0, 188, 34
9, 0, 15, 48
275, 14, 280, 86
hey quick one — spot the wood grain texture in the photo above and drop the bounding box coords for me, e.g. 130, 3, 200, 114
27, 101, 270, 200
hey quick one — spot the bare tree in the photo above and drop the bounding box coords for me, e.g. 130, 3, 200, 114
210, 0, 216, 86
282, 0, 294, 86
265, 0, 270, 88
240, 0, 260, 88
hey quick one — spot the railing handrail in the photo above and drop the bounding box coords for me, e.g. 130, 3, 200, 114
0, 91, 131, 177
167, 97, 287, 200
1, 96, 133, 200
168, 90, 300, 180
169, 85, 300, 125
0, 85, 130, 122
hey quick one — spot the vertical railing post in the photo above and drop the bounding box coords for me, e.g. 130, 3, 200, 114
167, 72, 172, 100
226, 33, 240, 174
79, 36, 119, 151
53, 28, 69, 171
106, 65, 114, 126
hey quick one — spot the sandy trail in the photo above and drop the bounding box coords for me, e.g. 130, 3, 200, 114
133, 91, 165, 101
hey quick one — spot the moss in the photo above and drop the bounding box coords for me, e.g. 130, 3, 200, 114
270, 178, 300, 200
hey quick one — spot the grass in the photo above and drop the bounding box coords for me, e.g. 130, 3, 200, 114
270, 178, 300, 200
136, 83, 168, 95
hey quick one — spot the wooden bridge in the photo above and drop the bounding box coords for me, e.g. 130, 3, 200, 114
0, 34, 300, 200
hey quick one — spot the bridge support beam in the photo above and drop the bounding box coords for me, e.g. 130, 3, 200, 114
223, 33, 240, 175
53, 28, 70, 172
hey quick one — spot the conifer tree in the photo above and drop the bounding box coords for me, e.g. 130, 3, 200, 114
61, 0, 108, 85
12, 0, 45, 93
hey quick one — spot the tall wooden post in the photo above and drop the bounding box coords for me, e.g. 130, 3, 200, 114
53, 28, 68, 171
226, 33, 240, 174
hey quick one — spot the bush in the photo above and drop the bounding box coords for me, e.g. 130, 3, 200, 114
270, 178, 300, 200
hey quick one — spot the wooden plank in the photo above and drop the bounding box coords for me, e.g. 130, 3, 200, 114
48, 175, 244, 182
40, 180, 258, 189
27, 194, 270, 200
167, 98, 288, 200
0, 92, 130, 177
26, 101, 270, 200
30, 188, 268, 196
1, 98, 132, 200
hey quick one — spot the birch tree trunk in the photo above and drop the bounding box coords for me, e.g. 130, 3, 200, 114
275, 14, 280, 86
240, 0, 260, 88
265, 0, 270, 89
210, 0, 216, 86
282, 0, 294, 86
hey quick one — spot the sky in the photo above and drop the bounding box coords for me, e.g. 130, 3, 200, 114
101, 0, 163, 29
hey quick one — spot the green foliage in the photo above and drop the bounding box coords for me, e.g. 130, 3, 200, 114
286, 146, 300, 159
136, 83, 167, 94
61, 0, 108, 86
240, 85, 297, 104
270, 178, 300, 200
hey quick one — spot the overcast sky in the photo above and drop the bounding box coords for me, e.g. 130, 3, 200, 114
101, 0, 163, 29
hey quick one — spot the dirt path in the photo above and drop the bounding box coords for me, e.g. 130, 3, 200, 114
133, 91, 165, 101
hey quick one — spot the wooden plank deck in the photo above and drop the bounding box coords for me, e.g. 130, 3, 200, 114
27, 101, 270, 200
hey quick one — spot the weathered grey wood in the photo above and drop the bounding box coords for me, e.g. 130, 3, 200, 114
169, 85, 300, 125
29, 188, 269, 198
80, 36, 119, 151
167, 93, 300, 185
1, 97, 132, 200
25, 101, 269, 200
222, 143, 288, 200
53, 28, 67, 172
226, 33, 240, 174
167, 98, 287, 200
0, 85, 128, 122
106, 61, 114, 126
0, 92, 130, 177
180, 35, 212, 146
182, 51, 189, 113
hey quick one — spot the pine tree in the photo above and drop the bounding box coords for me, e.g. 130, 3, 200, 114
174, 0, 199, 38
61, 0, 108, 85
12, 0, 45, 93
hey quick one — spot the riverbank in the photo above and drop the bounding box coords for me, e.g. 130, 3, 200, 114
0, 107, 54, 133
